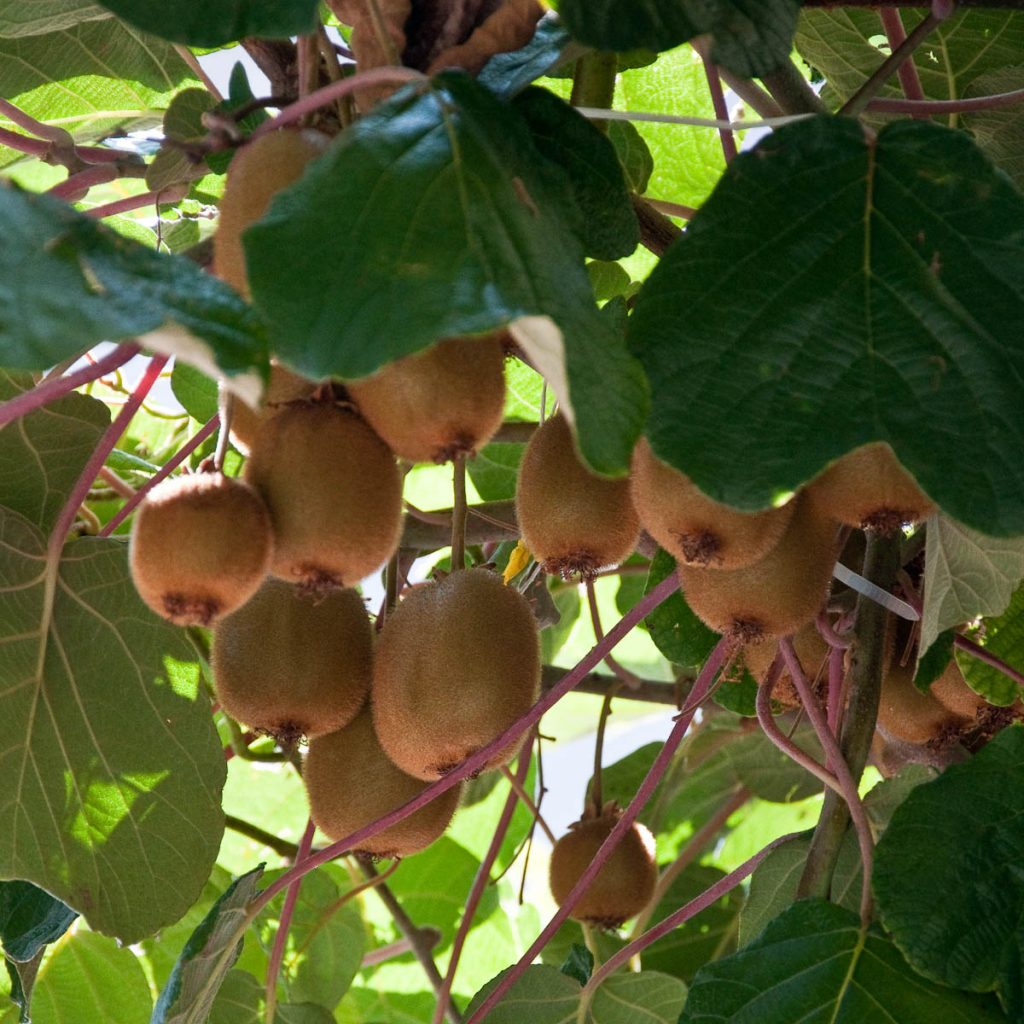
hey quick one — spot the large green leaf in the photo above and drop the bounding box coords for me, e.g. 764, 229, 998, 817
629, 116, 1024, 536
681, 899, 1004, 1023
0, 17, 194, 164
964, 68, 1024, 190
95, 0, 317, 46
960, 582, 1024, 706
0, 373, 109, 533
0, 510, 225, 940
874, 725, 1024, 1017
557, 0, 799, 77
245, 71, 648, 475
0, 882, 76, 963
0, 186, 267, 390
0, 1, 108, 37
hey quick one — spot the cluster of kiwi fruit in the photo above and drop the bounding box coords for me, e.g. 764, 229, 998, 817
126, 128, 542, 859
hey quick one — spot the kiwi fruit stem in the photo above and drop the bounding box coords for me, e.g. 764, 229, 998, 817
587, 682, 618, 817
451, 455, 467, 572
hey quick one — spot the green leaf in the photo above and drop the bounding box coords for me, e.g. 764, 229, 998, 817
467, 443, 524, 502
587, 261, 633, 304
960, 582, 1024, 706
608, 121, 653, 195
558, 0, 799, 77
0, 19, 195, 165
559, 943, 593, 985
146, 88, 216, 191
681, 899, 1004, 1023
467, 964, 579, 1023
541, 584, 582, 663
29, 931, 153, 1022
208, 969, 261, 1023
0, 882, 76, 963
478, 13, 573, 98
0, 1, 108, 37
630, 116, 1024, 536
0, 511, 226, 940
964, 68, 1024, 190
0, 185, 267, 391
874, 725, 1024, 1015
153, 866, 264, 1024
712, 670, 758, 717
171, 362, 220, 426
644, 549, 718, 667
106, 447, 161, 476
592, 972, 686, 1023
94, 0, 317, 47
512, 86, 639, 261
921, 513, 1024, 655
246, 71, 648, 476
719, 722, 823, 803
913, 628, 956, 693
0, 372, 109, 533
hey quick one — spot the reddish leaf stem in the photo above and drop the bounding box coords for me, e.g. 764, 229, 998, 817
868, 87, 1024, 115
702, 56, 737, 163
265, 819, 316, 1024
431, 741, 533, 1024
879, 9, 926, 108
465, 636, 732, 1024
0, 343, 140, 430
86, 185, 189, 220
253, 573, 683, 912
0, 125, 50, 158
827, 644, 846, 767
47, 165, 119, 200
954, 634, 1024, 688
779, 637, 874, 924
100, 416, 219, 536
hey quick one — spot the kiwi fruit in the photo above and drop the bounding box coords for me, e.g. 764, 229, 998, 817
372, 568, 541, 780
244, 398, 404, 594
805, 442, 936, 533
877, 660, 963, 745
927, 657, 987, 720
129, 472, 273, 627
678, 494, 840, 645
229, 363, 317, 456
212, 577, 372, 744
549, 808, 657, 928
742, 622, 829, 709
213, 128, 330, 298
345, 334, 506, 463
304, 708, 463, 859
631, 437, 795, 569
515, 413, 640, 579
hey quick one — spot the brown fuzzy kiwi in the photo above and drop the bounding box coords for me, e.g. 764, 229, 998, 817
928, 657, 987, 720
678, 494, 840, 644
515, 413, 640, 579
805, 442, 936, 534
344, 335, 506, 463
304, 708, 463, 859
212, 577, 372, 745
229, 364, 317, 456
372, 568, 541, 780
549, 808, 657, 928
244, 399, 404, 595
631, 438, 795, 569
213, 129, 330, 298
877, 660, 962, 745
742, 622, 830, 709
129, 472, 273, 627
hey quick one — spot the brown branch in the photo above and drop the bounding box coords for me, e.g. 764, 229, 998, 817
632, 195, 683, 256
541, 664, 686, 704
225, 814, 301, 859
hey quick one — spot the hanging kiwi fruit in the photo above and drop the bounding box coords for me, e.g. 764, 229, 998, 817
304, 708, 464, 859
805, 442, 936, 533
129, 471, 273, 627
344, 334, 507, 464
515, 412, 640, 579
212, 577, 372, 745
227, 364, 318, 457
741, 621, 830, 709
372, 568, 541, 780
549, 807, 657, 928
876, 659, 966, 746
631, 437, 795, 569
213, 128, 330, 298
677, 494, 840, 645
243, 397, 404, 595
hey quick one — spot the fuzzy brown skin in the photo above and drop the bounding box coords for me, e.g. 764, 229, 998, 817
678, 495, 840, 644
244, 402, 403, 593
213, 129, 330, 298
631, 438, 795, 570
805, 442, 936, 534
516, 413, 639, 580
129, 473, 273, 627
345, 335, 506, 463
877, 661, 962, 745
212, 578, 372, 741
549, 812, 657, 927
372, 568, 540, 780
927, 658, 988, 720
741, 622, 830, 709
304, 708, 463, 858
229, 364, 317, 456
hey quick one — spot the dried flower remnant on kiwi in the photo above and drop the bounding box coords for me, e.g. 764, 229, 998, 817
631, 437, 795, 570
549, 806, 657, 928
212, 577, 372, 746
516, 412, 639, 580
129, 472, 273, 627
244, 395, 404, 597
345, 334, 507, 464
806, 442, 936, 534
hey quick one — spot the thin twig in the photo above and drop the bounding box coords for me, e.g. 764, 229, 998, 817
702, 56, 737, 162
451, 455, 467, 571
586, 579, 642, 689
224, 814, 302, 859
